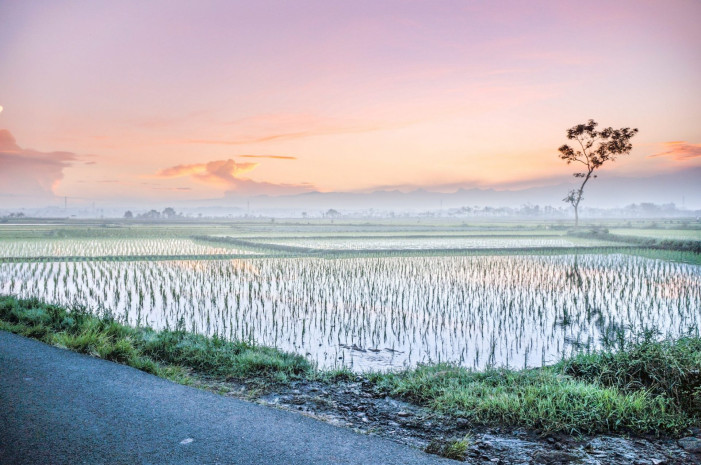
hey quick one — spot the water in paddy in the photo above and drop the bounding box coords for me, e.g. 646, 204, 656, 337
0, 238, 256, 258
250, 237, 581, 250
2, 254, 699, 371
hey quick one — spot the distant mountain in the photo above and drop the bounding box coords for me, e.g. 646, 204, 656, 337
9, 167, 698, 218
218, 167, 701, 212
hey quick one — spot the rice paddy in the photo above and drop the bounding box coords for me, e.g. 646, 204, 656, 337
243, 236, 587, 250
2, 220, 699, 372
0, 238, 257, 258
609, 228, 701, 240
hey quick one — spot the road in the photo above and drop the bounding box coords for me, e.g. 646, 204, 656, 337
0, 331, 451, 465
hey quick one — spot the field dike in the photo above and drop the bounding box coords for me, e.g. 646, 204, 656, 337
1, 295, 700, 464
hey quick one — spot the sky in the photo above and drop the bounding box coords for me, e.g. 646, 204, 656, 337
1, 0, 700, 208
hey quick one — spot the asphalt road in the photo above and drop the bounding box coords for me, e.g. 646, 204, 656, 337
0, 331, 452, 465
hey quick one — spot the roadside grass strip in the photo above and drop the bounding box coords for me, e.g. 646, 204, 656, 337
1, 295, 698, 436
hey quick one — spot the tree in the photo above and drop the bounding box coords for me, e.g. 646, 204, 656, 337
162, 207, 177, 218
558, 119, 638, 227
123, 210, 133, 219
140, 209, 161, 219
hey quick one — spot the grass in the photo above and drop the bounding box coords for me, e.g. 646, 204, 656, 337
425, 434, 473, 461
609, 228, 701, 241
569, 229, 701, 254
622, 248, 701, 265
565, 228, 701, 264
369, 330, 700, 436
1, 295, 698, 437
0, 296, 312, 385
370, 363, 693, 436
560, 328, 701, 417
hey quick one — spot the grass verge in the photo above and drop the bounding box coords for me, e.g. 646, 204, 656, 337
0, 296, 311, 385
1, 295, 698, 437
371, 363, 694, 436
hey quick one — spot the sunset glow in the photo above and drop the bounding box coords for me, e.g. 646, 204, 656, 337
1, 0, 700, 208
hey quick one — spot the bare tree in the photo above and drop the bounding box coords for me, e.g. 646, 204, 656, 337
558, 119, 638, 227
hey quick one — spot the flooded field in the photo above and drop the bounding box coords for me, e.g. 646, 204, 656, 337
245, 236, 584, 250
2, 251, 699, 371
609, 228, 701, 240
0, 238, 256, 258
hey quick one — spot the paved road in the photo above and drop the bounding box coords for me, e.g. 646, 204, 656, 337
0, 331, 451, 465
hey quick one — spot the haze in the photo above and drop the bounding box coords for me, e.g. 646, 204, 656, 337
1, 0, 700, 211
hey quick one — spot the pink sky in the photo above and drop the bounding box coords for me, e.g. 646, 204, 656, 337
1, 0, 700, 207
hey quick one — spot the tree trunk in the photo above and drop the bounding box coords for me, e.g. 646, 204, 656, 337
573, 170, 592, 229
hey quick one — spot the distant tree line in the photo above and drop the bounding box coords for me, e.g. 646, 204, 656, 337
336, 203, 699, 219
123, 207, 181, 219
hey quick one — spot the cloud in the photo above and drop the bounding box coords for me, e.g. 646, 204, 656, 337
154, 158, 314, 195
155, 159, 259, 188
151, 186, 192, 191
239, 155, 297, 160
649, 141, 701, 161
179, 128, 378, 146
0, 129, 79, 204
224, 179, 315, 197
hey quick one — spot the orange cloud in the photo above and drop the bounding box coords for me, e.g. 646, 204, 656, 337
155, 159, 258, 188
0, 129, 79, 204
649, 141, 701, 161
154, 158, 314, 195
239, 155, 297, 160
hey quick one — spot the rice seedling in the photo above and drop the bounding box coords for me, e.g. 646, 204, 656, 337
2, 253, 698, 371
0, 238, 257, 258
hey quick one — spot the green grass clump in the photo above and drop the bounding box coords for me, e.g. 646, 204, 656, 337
560, 329, 701, 417
371, 358, 696, 435
424, 434, 472, 461
312, 366, 356, 382
0, 296, 311, 383
141, 329, 310, 381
